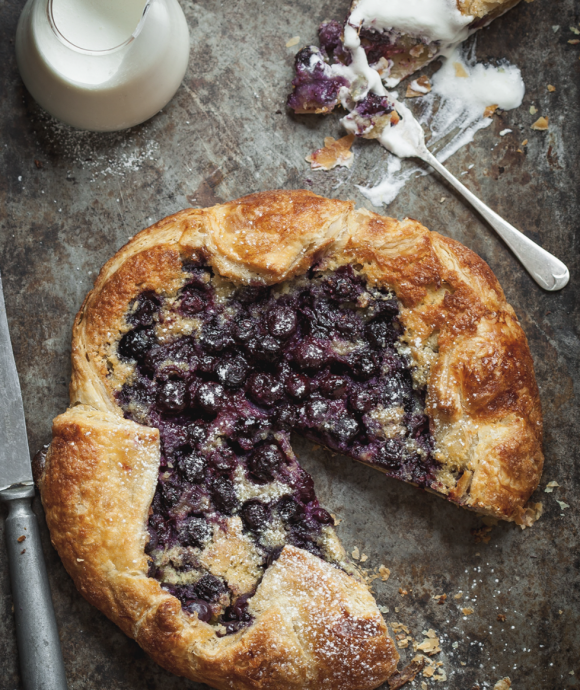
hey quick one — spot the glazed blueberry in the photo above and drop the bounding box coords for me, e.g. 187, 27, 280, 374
285, 372, 311, 400
200, 320, 231, 352
367, 320, 395, 349
178, 452, 206, 483
234, 319, 255, 343
210, 475, 238, 514
248, 373, 283, 407
349, 388, 377, 414
375, 438, 404, 470
183, 598, 212, 622
330, 415, 359, 444
274, 404, 298, 430
118, 327, 156, 361
311, 507, 334, 525
157, 380, 187, 413
179, 516, 211, 548
240, 500, 270, 531
351, 352, 380, 380
187, 421, 208, 447
267, 306, 297, 339
129, 292, 161, 326
196, 382, 227, 415
247, 444, 284, 483
294, 339, 327, 370
276, 495, 303, 524
194, 574, 227, 603
160, 479, 182, 510
180, 287, 205, 316
320, 373, 348, 399
209, 447, 237, 474
293, 470, 316, 503
216, 355, 249, 389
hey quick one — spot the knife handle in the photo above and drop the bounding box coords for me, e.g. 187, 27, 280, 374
1, 485, 68, 690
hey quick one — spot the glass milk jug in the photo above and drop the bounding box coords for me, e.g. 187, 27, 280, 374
15, 0, 190, 131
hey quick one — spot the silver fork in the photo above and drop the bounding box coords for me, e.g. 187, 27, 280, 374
381, 105, 570, 291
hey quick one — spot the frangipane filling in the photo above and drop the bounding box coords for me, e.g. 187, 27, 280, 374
115, 263, 437, 634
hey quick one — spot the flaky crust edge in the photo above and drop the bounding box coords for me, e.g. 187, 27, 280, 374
39, 189, 542, 688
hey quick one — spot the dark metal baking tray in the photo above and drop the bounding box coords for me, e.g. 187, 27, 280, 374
0, 1, 578, 688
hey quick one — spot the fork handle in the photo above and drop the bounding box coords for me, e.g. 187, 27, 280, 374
422, 150, 570, 291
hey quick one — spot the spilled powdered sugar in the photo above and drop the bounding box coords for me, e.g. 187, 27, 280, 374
358, 42, 525, 206
33, 109, 160, 179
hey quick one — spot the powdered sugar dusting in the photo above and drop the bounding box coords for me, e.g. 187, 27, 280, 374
33, 110, 160, 179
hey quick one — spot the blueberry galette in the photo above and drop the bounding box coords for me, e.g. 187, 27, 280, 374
37, 190, 542, 689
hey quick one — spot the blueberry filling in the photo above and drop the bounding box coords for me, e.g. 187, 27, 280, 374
115, 264, 437, 632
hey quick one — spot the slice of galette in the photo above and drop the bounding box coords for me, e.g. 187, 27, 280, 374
36, 190, 543, 690
287, 0, 522, 140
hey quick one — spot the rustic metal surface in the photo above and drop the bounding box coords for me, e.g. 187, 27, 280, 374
1, 0, 578, 688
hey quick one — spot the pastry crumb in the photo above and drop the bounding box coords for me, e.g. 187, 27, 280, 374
483, 104, 499, 118
547, 84, 556, 92
454, 62, 469, 78
493, 678, 512, 690
531, 116, 549, 131
545, 481, 560, 492
529, 105, 538, 115
379, 565, 391, 581
497, 613, 506, 622
306, 134, 355, 170
285, 36, 300, 47
462, 607, 475, 615
351, 546, 360, 560
454, 591, 463, 599
405, 75, 432, 98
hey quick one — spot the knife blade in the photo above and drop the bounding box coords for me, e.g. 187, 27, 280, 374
0, 268, 68, 690
0, 271, 33, 491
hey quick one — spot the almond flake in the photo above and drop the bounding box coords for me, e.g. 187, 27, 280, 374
522, 139, 529, 146
557, 500, 570, 510
285, 36, 300, 47
531, 116, 549, 131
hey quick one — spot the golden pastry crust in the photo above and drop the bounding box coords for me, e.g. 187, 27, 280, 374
38, 189, 543, 689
